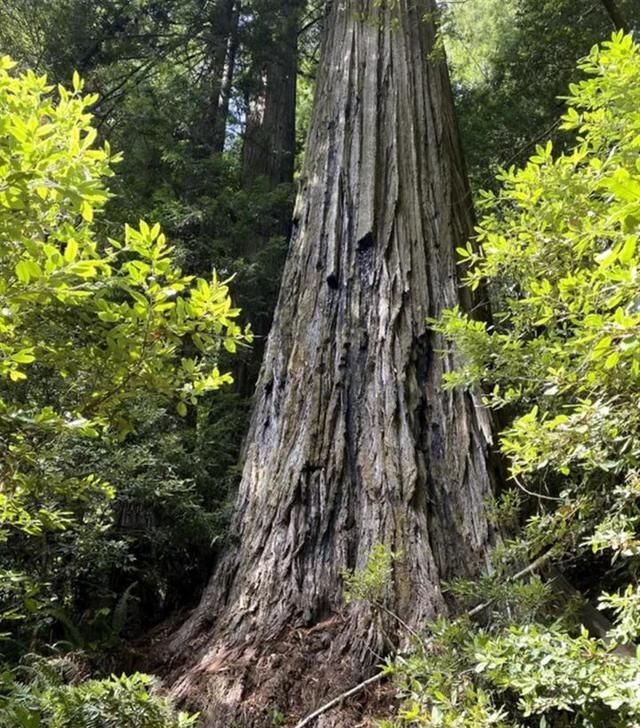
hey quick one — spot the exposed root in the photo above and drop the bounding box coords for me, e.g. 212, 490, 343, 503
160, 614, 397, 728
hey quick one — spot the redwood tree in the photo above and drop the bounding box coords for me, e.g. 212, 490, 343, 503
241, 0, 305, 189
197, 0, 240, 153
167, 1, 496, 724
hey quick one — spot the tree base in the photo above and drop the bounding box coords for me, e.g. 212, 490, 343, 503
163, 614, 397, 727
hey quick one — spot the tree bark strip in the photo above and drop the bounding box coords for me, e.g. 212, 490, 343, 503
166, 1, 496, 723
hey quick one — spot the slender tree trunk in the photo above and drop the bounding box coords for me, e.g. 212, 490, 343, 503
212, 0, 240, 153
600, 0, 630, 31
241, 0, 303, 189
198, 0, 239, 152
234, 0, 304, 396
165, 1, 496, 724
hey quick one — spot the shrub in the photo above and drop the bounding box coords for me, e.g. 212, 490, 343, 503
383, 32, 640, 728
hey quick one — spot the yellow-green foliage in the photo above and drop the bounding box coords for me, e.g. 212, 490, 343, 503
439, 31, 640, 553
1, 666, 197, 728
0, 58, 250, 621
342, 543, 397, 606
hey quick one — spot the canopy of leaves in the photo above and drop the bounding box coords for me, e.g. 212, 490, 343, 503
445, 0, 640, 187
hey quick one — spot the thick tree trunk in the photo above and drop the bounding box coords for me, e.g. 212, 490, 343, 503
165, 1, 496, 724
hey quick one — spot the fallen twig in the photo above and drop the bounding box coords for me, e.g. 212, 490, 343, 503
292, 672, 386, 728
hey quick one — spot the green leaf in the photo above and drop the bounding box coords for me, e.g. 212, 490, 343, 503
11, 349, 35, 364
64, 239, 78, 262
15, 260, 31, 283
80, 200, 93, 222
604, 351, 620, 369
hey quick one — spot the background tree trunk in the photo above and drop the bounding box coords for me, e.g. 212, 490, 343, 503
198, 0, 239, 153
600, 0, 630, 31
212, 0, 240, 153
165, 1, 496, 724
241, 0, 304, 190
233, 0, 305, 396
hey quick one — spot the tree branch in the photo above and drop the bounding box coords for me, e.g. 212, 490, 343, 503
292, 672, 386, 728
600, 0, 630, 32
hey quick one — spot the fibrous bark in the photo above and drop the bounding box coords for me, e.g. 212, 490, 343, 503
165, 1, 496, 724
